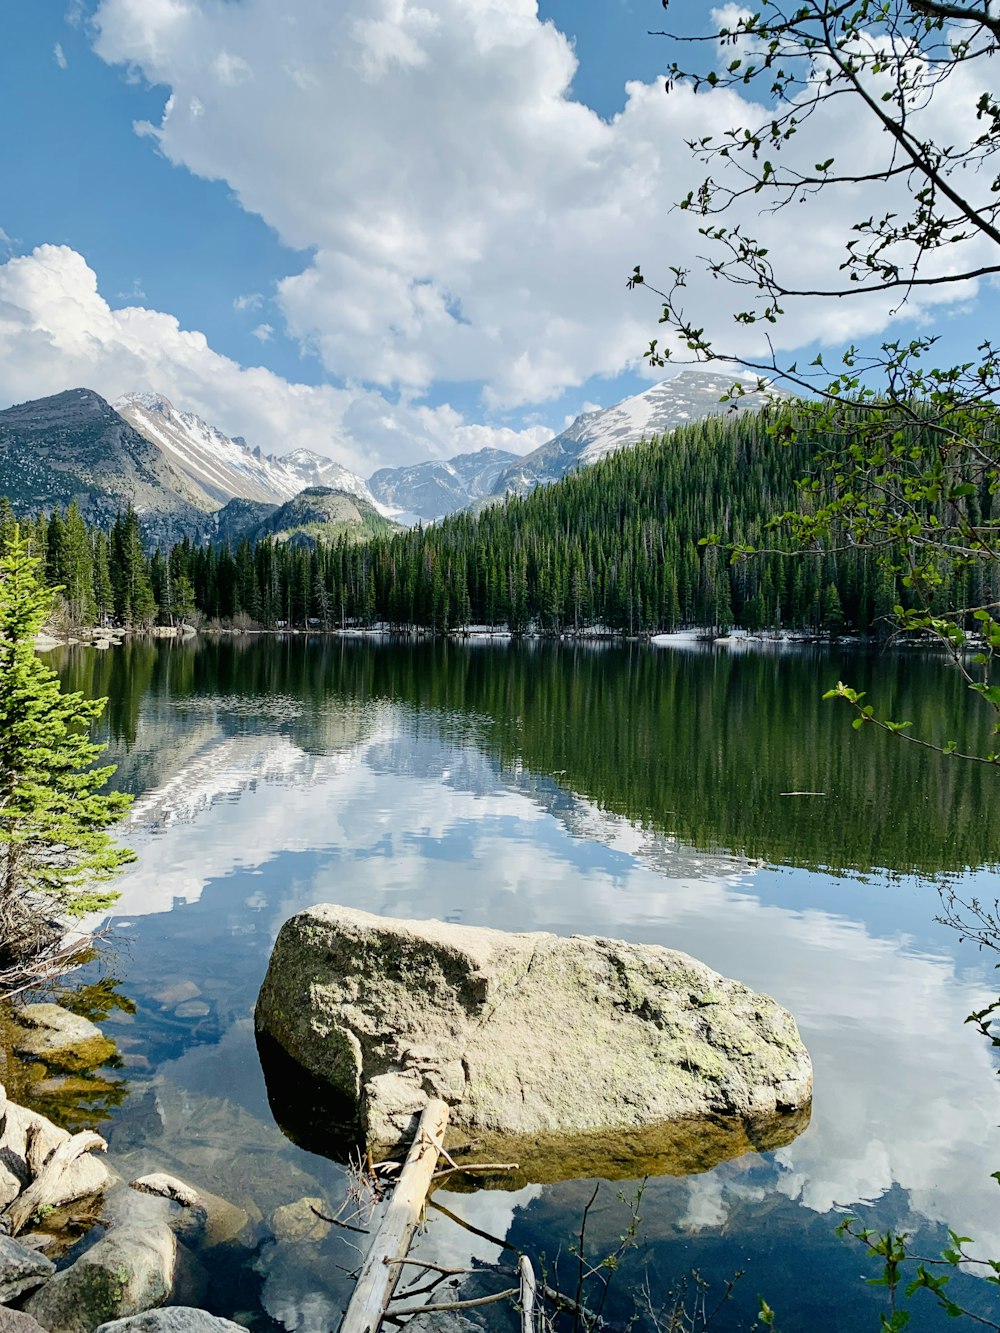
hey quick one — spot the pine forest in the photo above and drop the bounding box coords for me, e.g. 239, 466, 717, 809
4, 406, 996, 637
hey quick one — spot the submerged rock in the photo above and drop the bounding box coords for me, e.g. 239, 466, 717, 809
9, 1007, 116, 1074
269, 1197, 331, 1244
255, 906, 812, 1164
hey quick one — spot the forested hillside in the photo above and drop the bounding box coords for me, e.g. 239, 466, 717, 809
4, 406, 996, 634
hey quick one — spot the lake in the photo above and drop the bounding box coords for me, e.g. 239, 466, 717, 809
31, 636, 1000, 1331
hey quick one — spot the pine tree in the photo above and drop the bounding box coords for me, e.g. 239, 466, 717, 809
61, 502, 96, 626
0, 528, 135, 972
92, 532, 114, 626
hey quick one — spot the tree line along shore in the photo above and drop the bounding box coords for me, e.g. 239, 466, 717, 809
4, 407, 997, 640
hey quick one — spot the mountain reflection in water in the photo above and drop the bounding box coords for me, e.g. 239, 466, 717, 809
34, 636, 1000, 1333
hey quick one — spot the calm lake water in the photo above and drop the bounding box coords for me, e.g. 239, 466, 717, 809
35, 637, 1000, 1331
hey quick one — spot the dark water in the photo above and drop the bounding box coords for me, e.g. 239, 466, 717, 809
33, 637, 1000, 1331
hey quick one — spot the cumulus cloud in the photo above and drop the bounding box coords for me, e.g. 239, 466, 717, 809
0, 245, 549, 471
53, 42, 68, 70
89, 0, 994, 408
233, 292, 263, 312
251, 322, 273, 342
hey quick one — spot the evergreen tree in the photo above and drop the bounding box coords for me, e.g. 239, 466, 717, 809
61, 501, 96, 626
0, 528, 134, 972
114, 507, 157, 628
92, 531, 114, 626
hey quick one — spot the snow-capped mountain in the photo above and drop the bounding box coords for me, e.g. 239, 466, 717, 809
487, 370, 778, 502
0, 388, 207, 545
115, 393, 389, 515
280, 447, 389, 510
368, 447, 517, 522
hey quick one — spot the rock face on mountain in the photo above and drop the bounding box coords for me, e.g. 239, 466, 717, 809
368, 447, 518, 521
256, 906, 812, 1165
486, 371, 777, 502
0, 389, 207, 544
116, 394, 387, 514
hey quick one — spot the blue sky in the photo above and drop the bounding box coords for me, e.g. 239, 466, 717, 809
0, 1, 990, 475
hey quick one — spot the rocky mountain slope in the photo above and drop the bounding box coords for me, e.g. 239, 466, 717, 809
486, 371, 777, 502
0, 389, 208, 544
116, 393, 386, 513
368, 446, 517, 522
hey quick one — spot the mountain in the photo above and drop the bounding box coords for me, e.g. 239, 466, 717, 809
223, 486, 401, 548
0, 388, 207, 544
279, 448, 387, 507
115, 393, 389, 515
486, 371, 777, 502
206, 498, 279, 547
368, 446, 518, 522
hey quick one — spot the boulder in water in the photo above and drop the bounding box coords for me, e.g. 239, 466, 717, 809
255, 906, 812, 1165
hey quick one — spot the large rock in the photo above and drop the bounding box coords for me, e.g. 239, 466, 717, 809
0, 1308, 50, 1333
255, 907, 812, 1166
24, 1225, 176, 1333
95, 1313, 246, 1333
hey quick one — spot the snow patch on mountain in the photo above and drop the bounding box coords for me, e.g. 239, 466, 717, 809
368, 446, 518, 522
115, 392, 391, 515
487, 370, 778, 502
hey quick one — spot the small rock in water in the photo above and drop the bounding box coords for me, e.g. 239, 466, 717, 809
129, 1174, 200, 1209
11, 1005, 116, 1072
153, 981, 201, 1008
269, 1197, 331, 1244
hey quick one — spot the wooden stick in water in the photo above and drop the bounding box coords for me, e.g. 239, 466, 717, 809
519, 1255, 537, 1333
339, 1099, 449, 1333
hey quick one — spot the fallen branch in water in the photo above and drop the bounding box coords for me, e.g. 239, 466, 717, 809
339, 1099, 449, 1333
390, 1287, 519, 1318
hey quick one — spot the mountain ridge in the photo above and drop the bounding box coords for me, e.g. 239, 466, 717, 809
485, 371, 778, 502
0, 388, 209, 544
368, 446, 518, 522
115, 392, 389, 516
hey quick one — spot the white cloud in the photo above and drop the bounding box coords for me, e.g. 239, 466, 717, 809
117, 277, 146, 300
53, 42, 68, 70
251, 321, 273, 342
0, 245, 548, 472
89, 0, 995, 409
233, 292, 263, 312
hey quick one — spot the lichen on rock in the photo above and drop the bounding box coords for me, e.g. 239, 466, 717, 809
255, 906, 812, 1173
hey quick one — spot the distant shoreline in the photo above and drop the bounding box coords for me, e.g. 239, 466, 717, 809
37, 623, 959, 652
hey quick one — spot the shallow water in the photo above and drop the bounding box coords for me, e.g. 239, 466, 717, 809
32, 636, 1000, 1331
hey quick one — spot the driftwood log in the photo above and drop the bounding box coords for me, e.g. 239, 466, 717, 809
4, 1130, 107, 1236
519, 1256, 537, 1333
340, 1099, 449, 1333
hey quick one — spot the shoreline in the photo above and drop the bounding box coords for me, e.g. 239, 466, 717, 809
34, 622, 967, 652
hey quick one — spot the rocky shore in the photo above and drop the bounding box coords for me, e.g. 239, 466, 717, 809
0, 1004, 254, 1333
